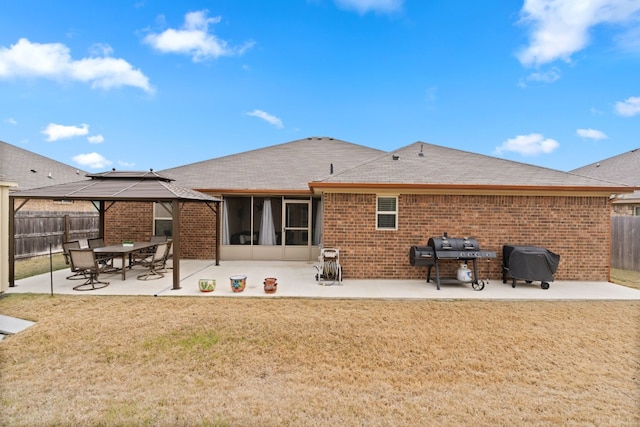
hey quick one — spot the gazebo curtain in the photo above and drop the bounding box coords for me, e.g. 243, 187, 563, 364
258, 198, 277, 245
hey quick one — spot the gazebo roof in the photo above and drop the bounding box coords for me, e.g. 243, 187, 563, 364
10, 170, 221, 202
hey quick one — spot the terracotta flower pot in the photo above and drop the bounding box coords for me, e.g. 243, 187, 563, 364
230, 275, 247, 292
263, 277, 277, 294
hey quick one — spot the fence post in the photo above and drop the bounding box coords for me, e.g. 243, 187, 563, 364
64, 214, 70, 243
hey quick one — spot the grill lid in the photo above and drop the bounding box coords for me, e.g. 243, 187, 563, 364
428, 236, 479, 251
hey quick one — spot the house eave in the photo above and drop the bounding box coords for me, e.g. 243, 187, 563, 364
194, 188, 314, 196
308, 182, 632, 197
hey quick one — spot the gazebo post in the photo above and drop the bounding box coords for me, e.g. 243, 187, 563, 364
171, 199, 180, 290
216, 200, 220, 266
98, 201, 105, 238
8, 197, 15, 287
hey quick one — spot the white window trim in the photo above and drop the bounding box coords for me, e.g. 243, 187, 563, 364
153, 202, 173, 236
376, 195, 398, 230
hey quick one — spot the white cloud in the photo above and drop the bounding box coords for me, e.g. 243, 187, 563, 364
615, 96, 640, 116
144, 10, 254, 62
576, 128, 608, 139
0, 38, 153, 92
334, 0, 403, 14
88, 134, 104, 144
517, 0, 640, 67
520, 67, 560, 87
4, 117, 17, 125
615, 22, 640, 52
41, 123, 89, 141
73, 152, 112, 169
495, 133, 560, 156
246, 109, 283, 128
89, 43, 114, 57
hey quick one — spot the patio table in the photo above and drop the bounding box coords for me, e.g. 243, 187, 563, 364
94, 242, 158, 281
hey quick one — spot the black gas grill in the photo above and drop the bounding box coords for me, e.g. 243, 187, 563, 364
502, 245, 560, 289
409, 233, 496, 290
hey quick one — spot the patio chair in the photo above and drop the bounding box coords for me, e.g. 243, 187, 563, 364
62, 240, 84, 280
68, 248, 109, 291
131, 236, 167, 266
88, 237, 116, 271
137, 242, 168, 280
158, 240, 173, 272
87, 237, 105, 248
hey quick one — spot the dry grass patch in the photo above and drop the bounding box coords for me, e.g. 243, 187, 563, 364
1, 295, 639, 426
14, 254, 68, 280
611, 268, 640, 290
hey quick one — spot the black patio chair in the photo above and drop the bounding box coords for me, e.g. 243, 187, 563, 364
68, 249, 109, 291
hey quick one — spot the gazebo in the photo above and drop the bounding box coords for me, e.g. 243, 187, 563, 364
8, 170, 221, 290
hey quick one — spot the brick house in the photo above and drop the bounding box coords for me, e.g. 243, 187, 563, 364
124, 136, 631, 283
571, 148, 640, 216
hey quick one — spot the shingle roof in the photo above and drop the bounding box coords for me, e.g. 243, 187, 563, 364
570, 148, 640, 185
160, 137, 386, 192
0, 140, 88, 190
314, 142, 631, 189
570, 148, 640, 201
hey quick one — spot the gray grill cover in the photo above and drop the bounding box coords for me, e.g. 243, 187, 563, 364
503, 245, 560, 283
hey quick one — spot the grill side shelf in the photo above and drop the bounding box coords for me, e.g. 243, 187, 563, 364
434, 250, 496, 259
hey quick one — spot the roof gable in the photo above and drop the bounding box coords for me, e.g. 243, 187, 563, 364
315, 142, 631, 189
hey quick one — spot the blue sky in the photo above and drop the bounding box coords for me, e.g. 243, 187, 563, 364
1, 0, 639, 172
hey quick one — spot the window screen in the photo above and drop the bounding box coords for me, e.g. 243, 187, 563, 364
377, 196, 397, 230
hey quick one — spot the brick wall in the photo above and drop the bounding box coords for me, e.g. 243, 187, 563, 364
179, 202, 217, 259
612, 203, 635, 216
105, 202, 154, 245
322, 193, 612, 281
105, 201, 217, 259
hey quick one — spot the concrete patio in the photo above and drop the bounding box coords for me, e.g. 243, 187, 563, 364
5, 259, 640, 300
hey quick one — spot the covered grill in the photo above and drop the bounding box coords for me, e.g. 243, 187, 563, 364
409, 233, 496, 290
502, 245, 560, 289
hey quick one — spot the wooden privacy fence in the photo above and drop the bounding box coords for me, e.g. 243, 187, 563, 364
611, 216, 640, 272
14, 212, 99, 259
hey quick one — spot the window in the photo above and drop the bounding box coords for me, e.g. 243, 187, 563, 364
376, 196, 397, 230
154, 202, 173, 237
635, 206, 640, 216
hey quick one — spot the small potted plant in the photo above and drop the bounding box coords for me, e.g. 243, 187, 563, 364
122, 240, 134, 247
